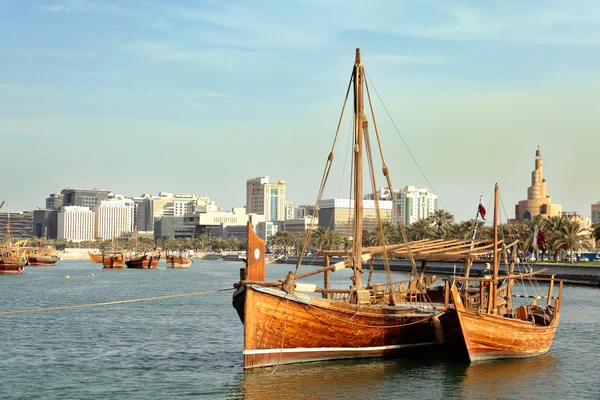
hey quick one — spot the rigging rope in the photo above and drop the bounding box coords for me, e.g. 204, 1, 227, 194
365, 71, 448, 212
0, 288, 235, 316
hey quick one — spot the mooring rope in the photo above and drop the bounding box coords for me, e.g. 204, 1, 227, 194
0, 288, 235, 316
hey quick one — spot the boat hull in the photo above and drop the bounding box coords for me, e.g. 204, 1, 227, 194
233, 284, 438, 369
166, 255, 192, 268
0, 264, 24, 274
27, 255, 59, 266
103, 254, 125, 269
454, 308, 559, 362
88, 252, 103, 264
126, 254, 161, 269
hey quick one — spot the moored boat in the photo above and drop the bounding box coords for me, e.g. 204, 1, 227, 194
27, 254, 60, 266
126, 253, 161, 269
102, 252, 125, 269
0, 249, 26, 274
166, 253, 192, 268
444, 184, 563, 362
232, 49, 444, 369
88, 251, 103, 264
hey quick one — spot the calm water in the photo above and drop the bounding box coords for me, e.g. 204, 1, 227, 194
0, 260, 598, 399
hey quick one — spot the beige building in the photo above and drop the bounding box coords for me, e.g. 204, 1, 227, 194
515, 148, 562, 222
318, 199, 393, 236
592, 203, 600, 225
246, 176, 286, 222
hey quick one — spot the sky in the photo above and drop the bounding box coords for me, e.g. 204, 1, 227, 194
1, 0, 599, 221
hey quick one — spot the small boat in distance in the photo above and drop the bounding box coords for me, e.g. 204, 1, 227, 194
103, 252, 125, 269
0, 249, 26, 274
126, 252, 161, 269
88, 251, 103, 264
166, 252, 192, 268
27, 252, 60, 266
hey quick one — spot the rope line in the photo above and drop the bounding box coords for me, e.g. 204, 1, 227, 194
0, 288, 235, 316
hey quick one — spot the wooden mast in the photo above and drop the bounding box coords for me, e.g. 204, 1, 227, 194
489, 183, 500, 312
352, 48, 365, 290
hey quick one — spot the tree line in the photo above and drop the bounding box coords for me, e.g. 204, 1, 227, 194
30, 210, 599, 263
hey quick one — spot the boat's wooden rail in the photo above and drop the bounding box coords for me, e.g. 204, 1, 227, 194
441, 272, 563, 315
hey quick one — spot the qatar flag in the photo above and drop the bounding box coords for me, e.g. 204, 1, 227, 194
477, 197, 486, 220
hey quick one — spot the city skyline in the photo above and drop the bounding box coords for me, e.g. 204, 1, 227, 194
2, 1, 600, 220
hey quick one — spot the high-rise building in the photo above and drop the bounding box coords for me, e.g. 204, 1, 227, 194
318, 199, 393, 236
284, 201, 294, 221
392, 186, 438, 226
515, 148, 562, 222
295, 204, 316, 219
0, 212, 34, 242
61, 188, 111, 208
45, 193, 64, 210
94, 198, 134, 239
33, 210, 58, 239
592, 203, 600, 225
246, 177, 286, 222
57, 206, 95, 242
132, 194, 153, 232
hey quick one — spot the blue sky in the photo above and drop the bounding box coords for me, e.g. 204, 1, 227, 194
1, 0, 599, 221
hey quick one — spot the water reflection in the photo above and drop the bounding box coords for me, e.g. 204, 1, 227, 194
458, 354, 560, 399
230, 359, 392, 399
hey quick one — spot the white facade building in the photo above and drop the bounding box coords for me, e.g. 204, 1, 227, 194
57, 206, 95, 242
94, 198, 135, 239
392, 186, 438, 226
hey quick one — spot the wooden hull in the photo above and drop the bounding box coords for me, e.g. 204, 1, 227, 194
233, 284, 439, 369
166, 255, 192, 268
27, 255, 59, 266
453, 308, 559, 361
88, 252, 103, 264
126, 254, 161, 269
0, 264, 24, 274
103, 254, 125, 269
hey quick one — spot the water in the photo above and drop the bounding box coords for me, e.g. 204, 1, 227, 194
0, 260, 598, 399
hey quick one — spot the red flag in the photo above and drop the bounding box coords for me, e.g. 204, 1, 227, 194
109, 239, 113, 243
477, 197, 486, 220
536, 228, 547, 248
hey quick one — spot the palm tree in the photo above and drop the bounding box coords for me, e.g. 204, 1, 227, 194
427, 209, 455, 239
311, 227, 343, 252
406, 218, 435, 241
554, 220, 595, 263
592, 223, 600, 250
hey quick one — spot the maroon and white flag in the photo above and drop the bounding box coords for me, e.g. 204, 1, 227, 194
477, 196, 486, 220
534, 227, 548, 248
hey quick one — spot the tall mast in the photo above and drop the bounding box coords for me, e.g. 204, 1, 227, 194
352, 48, 365, 287
7, 213, 11, 245
491, 183, 499, 311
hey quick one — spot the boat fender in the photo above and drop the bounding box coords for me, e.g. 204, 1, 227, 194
431, 315, 446, 345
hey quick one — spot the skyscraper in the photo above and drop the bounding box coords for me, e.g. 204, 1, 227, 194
94, 198, 134, 239
246, 177, 286, 222
57, 206, 95, 242
392, 186, 438, 226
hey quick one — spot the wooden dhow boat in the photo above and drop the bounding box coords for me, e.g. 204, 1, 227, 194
444, 184, 563, 361
166, 253, 192, 268
88, 251, 103, 264
126, 252, 161, 269
233, 49, 445, 369
102, 252, 125, 269
0, 249, 26, 274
